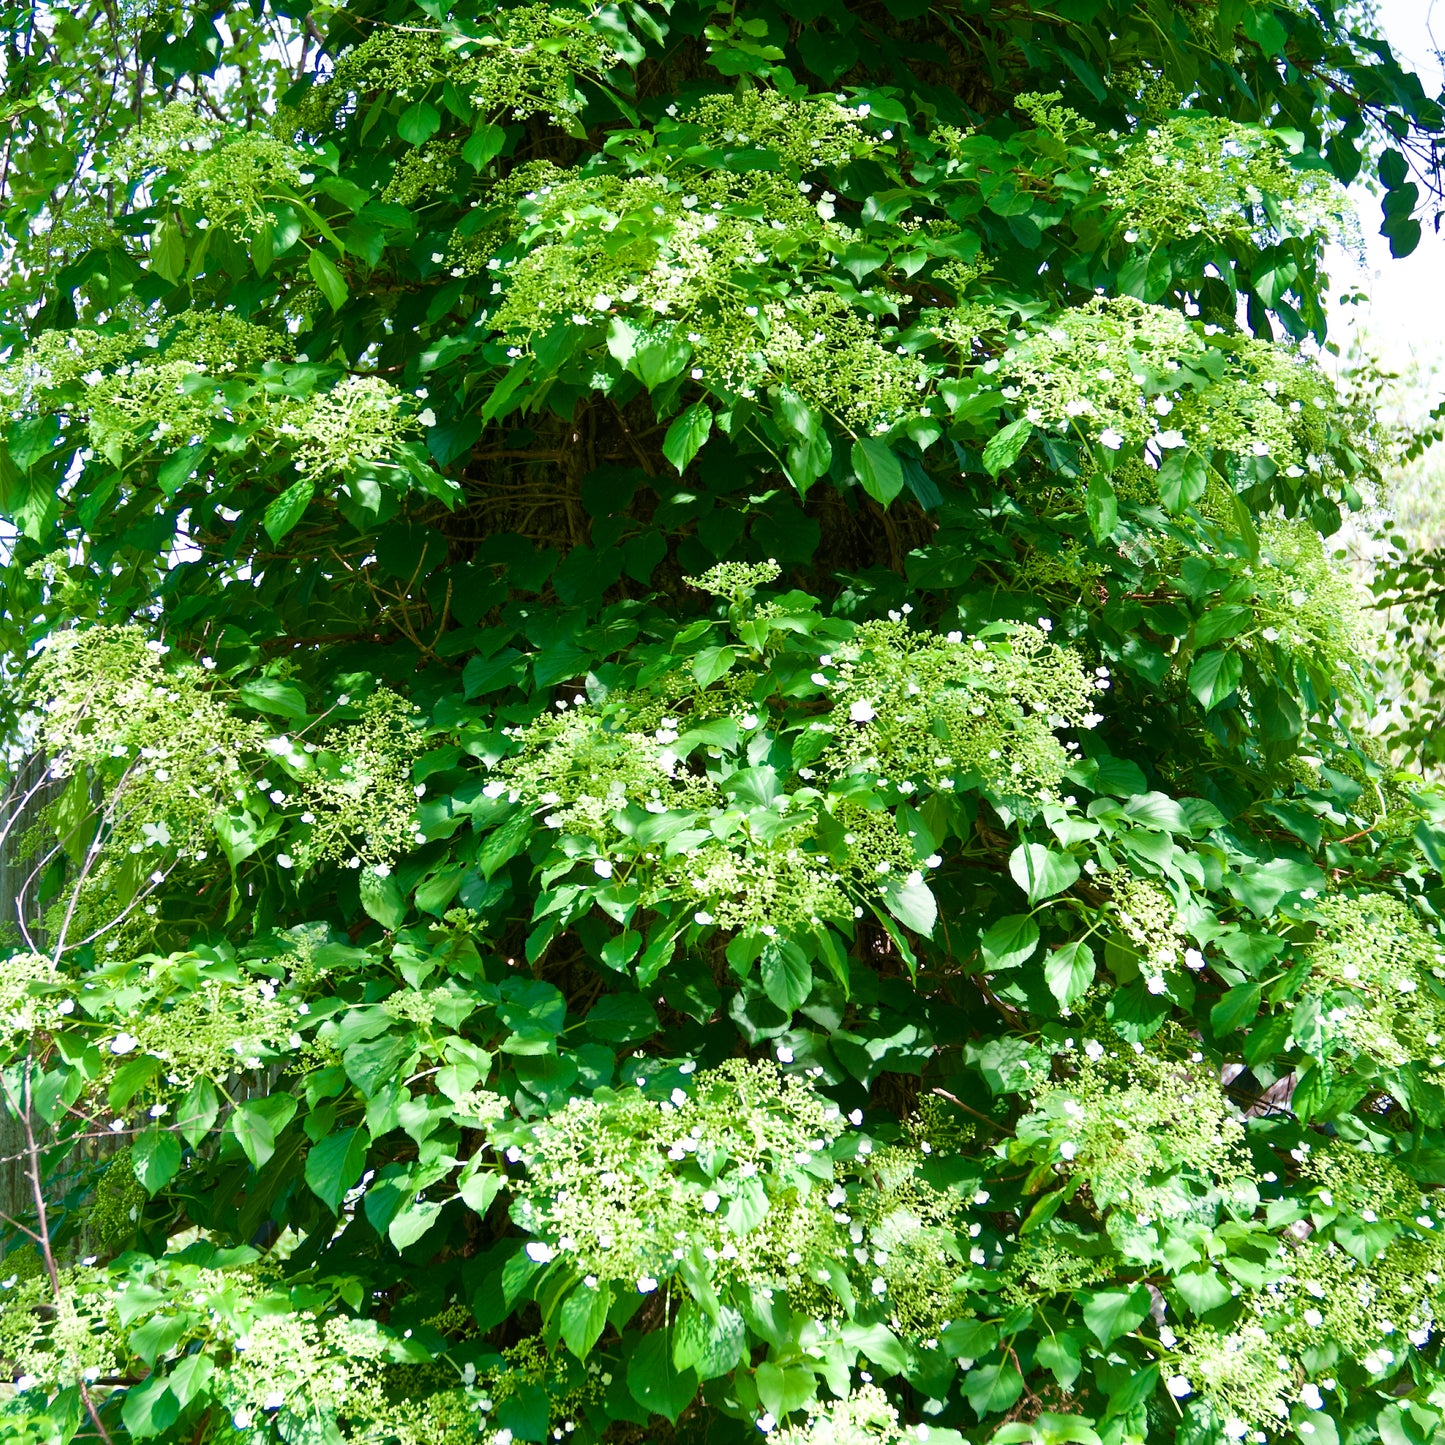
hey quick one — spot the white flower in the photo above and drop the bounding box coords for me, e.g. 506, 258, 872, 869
418, 408, 437, 427
593, 859, 614, 878
702, 1190, 721, 1213
694, 911, 715, 926
233, 1410, 255, 1430
591, 293, 613, 311
1184, 948, 1205, 970
1099, 427, 1125, 450
636, 1275, 658, 1293
1167, 1376, 1193, 1398
849, 700, 876, 724
1300, 1384, 1324, 1411
525, 1242, 555, 1263
1059, 1141, 1078, 1160
276, 854, 295, 869
740, 713, 759, 729
110, 1033, 139, 1055
1154, 429, 1186, 448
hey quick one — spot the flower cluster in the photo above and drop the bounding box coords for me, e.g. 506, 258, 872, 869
982, 297, 1351, 486
1302, 892, 1445, 1068
1171, 1323, 1296, 1437
491, 607, 1099, 930
771, 1385, 952, 1445
111, 102, 317, 241
813, 619, 1100, 800
1097, 115, 1347, 250
1109, 872, 1190, 987
495, 1060, 848, 1291
283, 375, 421, 477
1019, 1055, 1248, 1221
291, 691, 430, 867
293, 3, 627, 133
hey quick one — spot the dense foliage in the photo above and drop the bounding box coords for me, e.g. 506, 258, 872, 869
4, 2, 1445, 1444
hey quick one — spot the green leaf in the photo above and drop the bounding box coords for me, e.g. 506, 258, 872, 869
308, 248, 350, 311
941, 1317, 1000, 1359
459, 1166, 507, 1216
1044, 939, 1096, 1007
883, 877, 937, 935
852, 437, 905, 505
263, 478, 315, 543
760, 938, 811, 1013
680, 1304, 746, 1380
462, 121, 507, 169
478, 809, 533, 880
560, 1281, 612, 1360
1157, 450, 1208, 511
388, 1197, 444, 1250
983, 417, 1031, 477
131, 1128, 181, 1194
609, 321, 691, 389
1188, 649, 1243, 710
253, 220, 275, 276
584, 992, 656, 1041
1211, 982, 1263, 1036
151, 216, 187, 284
724, 1176, 769, 1234
690, 645, 736, 687
755, 1361, 816, 1418
1173, 1265, 1233, 1315
1082, 1283, 1152, 1344
178, 1077, 219, 1148
359, 869, 407, 930
663, 402, 714, 472
398, 100, 441, 144
231, 1101, 277, 1170
121, 1375, 179, 1439
1085, 471, 1118, 540
981, 914, 1040, 970
462, 648, 527, 698
1379, 148, 1409, 189
962, 1361, 1024, 1419
1036, 1330, 1083, 1388
237, 677, 308, 719
165, 1352, 214, 1409
7, 415, 59, 472
627, 1329, 698, 1422
1008, 843, 1080, 903
305, 1126, 371, 1212
157, 443, 208, 496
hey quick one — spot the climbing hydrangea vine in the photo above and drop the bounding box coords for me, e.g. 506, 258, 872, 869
2, 1, 1445, 1444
